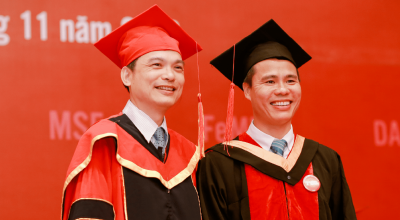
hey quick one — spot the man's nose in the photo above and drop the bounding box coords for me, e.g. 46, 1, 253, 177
274, 83, 289, 95
162, 66, 175, 81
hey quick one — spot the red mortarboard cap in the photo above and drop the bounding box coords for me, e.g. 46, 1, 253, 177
94, 4, 202, 68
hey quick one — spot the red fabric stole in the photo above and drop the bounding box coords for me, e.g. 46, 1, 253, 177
63, 137, 125, 220
62, 117, 198, 220
239, 132, 319, 220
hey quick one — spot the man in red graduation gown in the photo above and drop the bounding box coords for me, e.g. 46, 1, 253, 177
61, 5, 203, 220
197, 19, 357, 220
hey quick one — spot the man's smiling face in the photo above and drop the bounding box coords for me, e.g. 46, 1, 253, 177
128, 50, 185, 112
243, 58, 301, 127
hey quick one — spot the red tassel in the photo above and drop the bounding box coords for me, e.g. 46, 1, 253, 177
223, 83, 235, 156
194, 41, 205, 159
198, 93, 205, 158
223, 44, 236, 156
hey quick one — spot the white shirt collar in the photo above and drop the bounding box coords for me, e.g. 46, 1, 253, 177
246, 121, 294, 159
122, 100, 168, 143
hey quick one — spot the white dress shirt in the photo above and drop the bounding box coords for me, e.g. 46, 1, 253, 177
246, 121, 294, 159
122, 100, 168, 144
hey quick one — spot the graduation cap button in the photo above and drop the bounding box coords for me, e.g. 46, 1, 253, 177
303, 175, 321, 192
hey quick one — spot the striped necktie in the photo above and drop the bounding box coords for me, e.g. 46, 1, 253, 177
270, 139, 287, 157
151, 127, 167, 157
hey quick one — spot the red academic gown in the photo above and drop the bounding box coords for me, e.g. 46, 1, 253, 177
197, 132, 357, 220
62, 114, 201, 220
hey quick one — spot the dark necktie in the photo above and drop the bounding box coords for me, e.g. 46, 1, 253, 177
151, 127, 167, 158
270, 139, 287, 157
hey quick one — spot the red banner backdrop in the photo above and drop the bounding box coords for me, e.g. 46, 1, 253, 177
0, 0, 399, 219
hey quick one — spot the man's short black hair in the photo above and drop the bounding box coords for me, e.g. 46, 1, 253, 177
124, 59, 137, 92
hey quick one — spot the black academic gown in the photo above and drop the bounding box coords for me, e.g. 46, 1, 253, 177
197, 133, 357, 220
63, 114, 201, 220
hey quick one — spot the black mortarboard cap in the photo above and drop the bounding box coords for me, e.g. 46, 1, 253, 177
210, 19, 311, 90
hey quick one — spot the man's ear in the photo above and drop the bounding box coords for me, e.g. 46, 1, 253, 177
243, 82, 251, 101
121, 66, 132, 87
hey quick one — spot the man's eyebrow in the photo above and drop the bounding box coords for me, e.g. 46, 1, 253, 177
147, 57, 184, 65
175, 60, 185, 65
260, 74, 277, 81
286, 74, 298, 78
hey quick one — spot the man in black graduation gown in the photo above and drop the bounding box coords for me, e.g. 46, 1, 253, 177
62, 5, 202, 220
197, 19, 357, 220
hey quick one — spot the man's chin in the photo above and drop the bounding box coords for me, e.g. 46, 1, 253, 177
267, 114, 294, 125
154, 99, 178, 109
